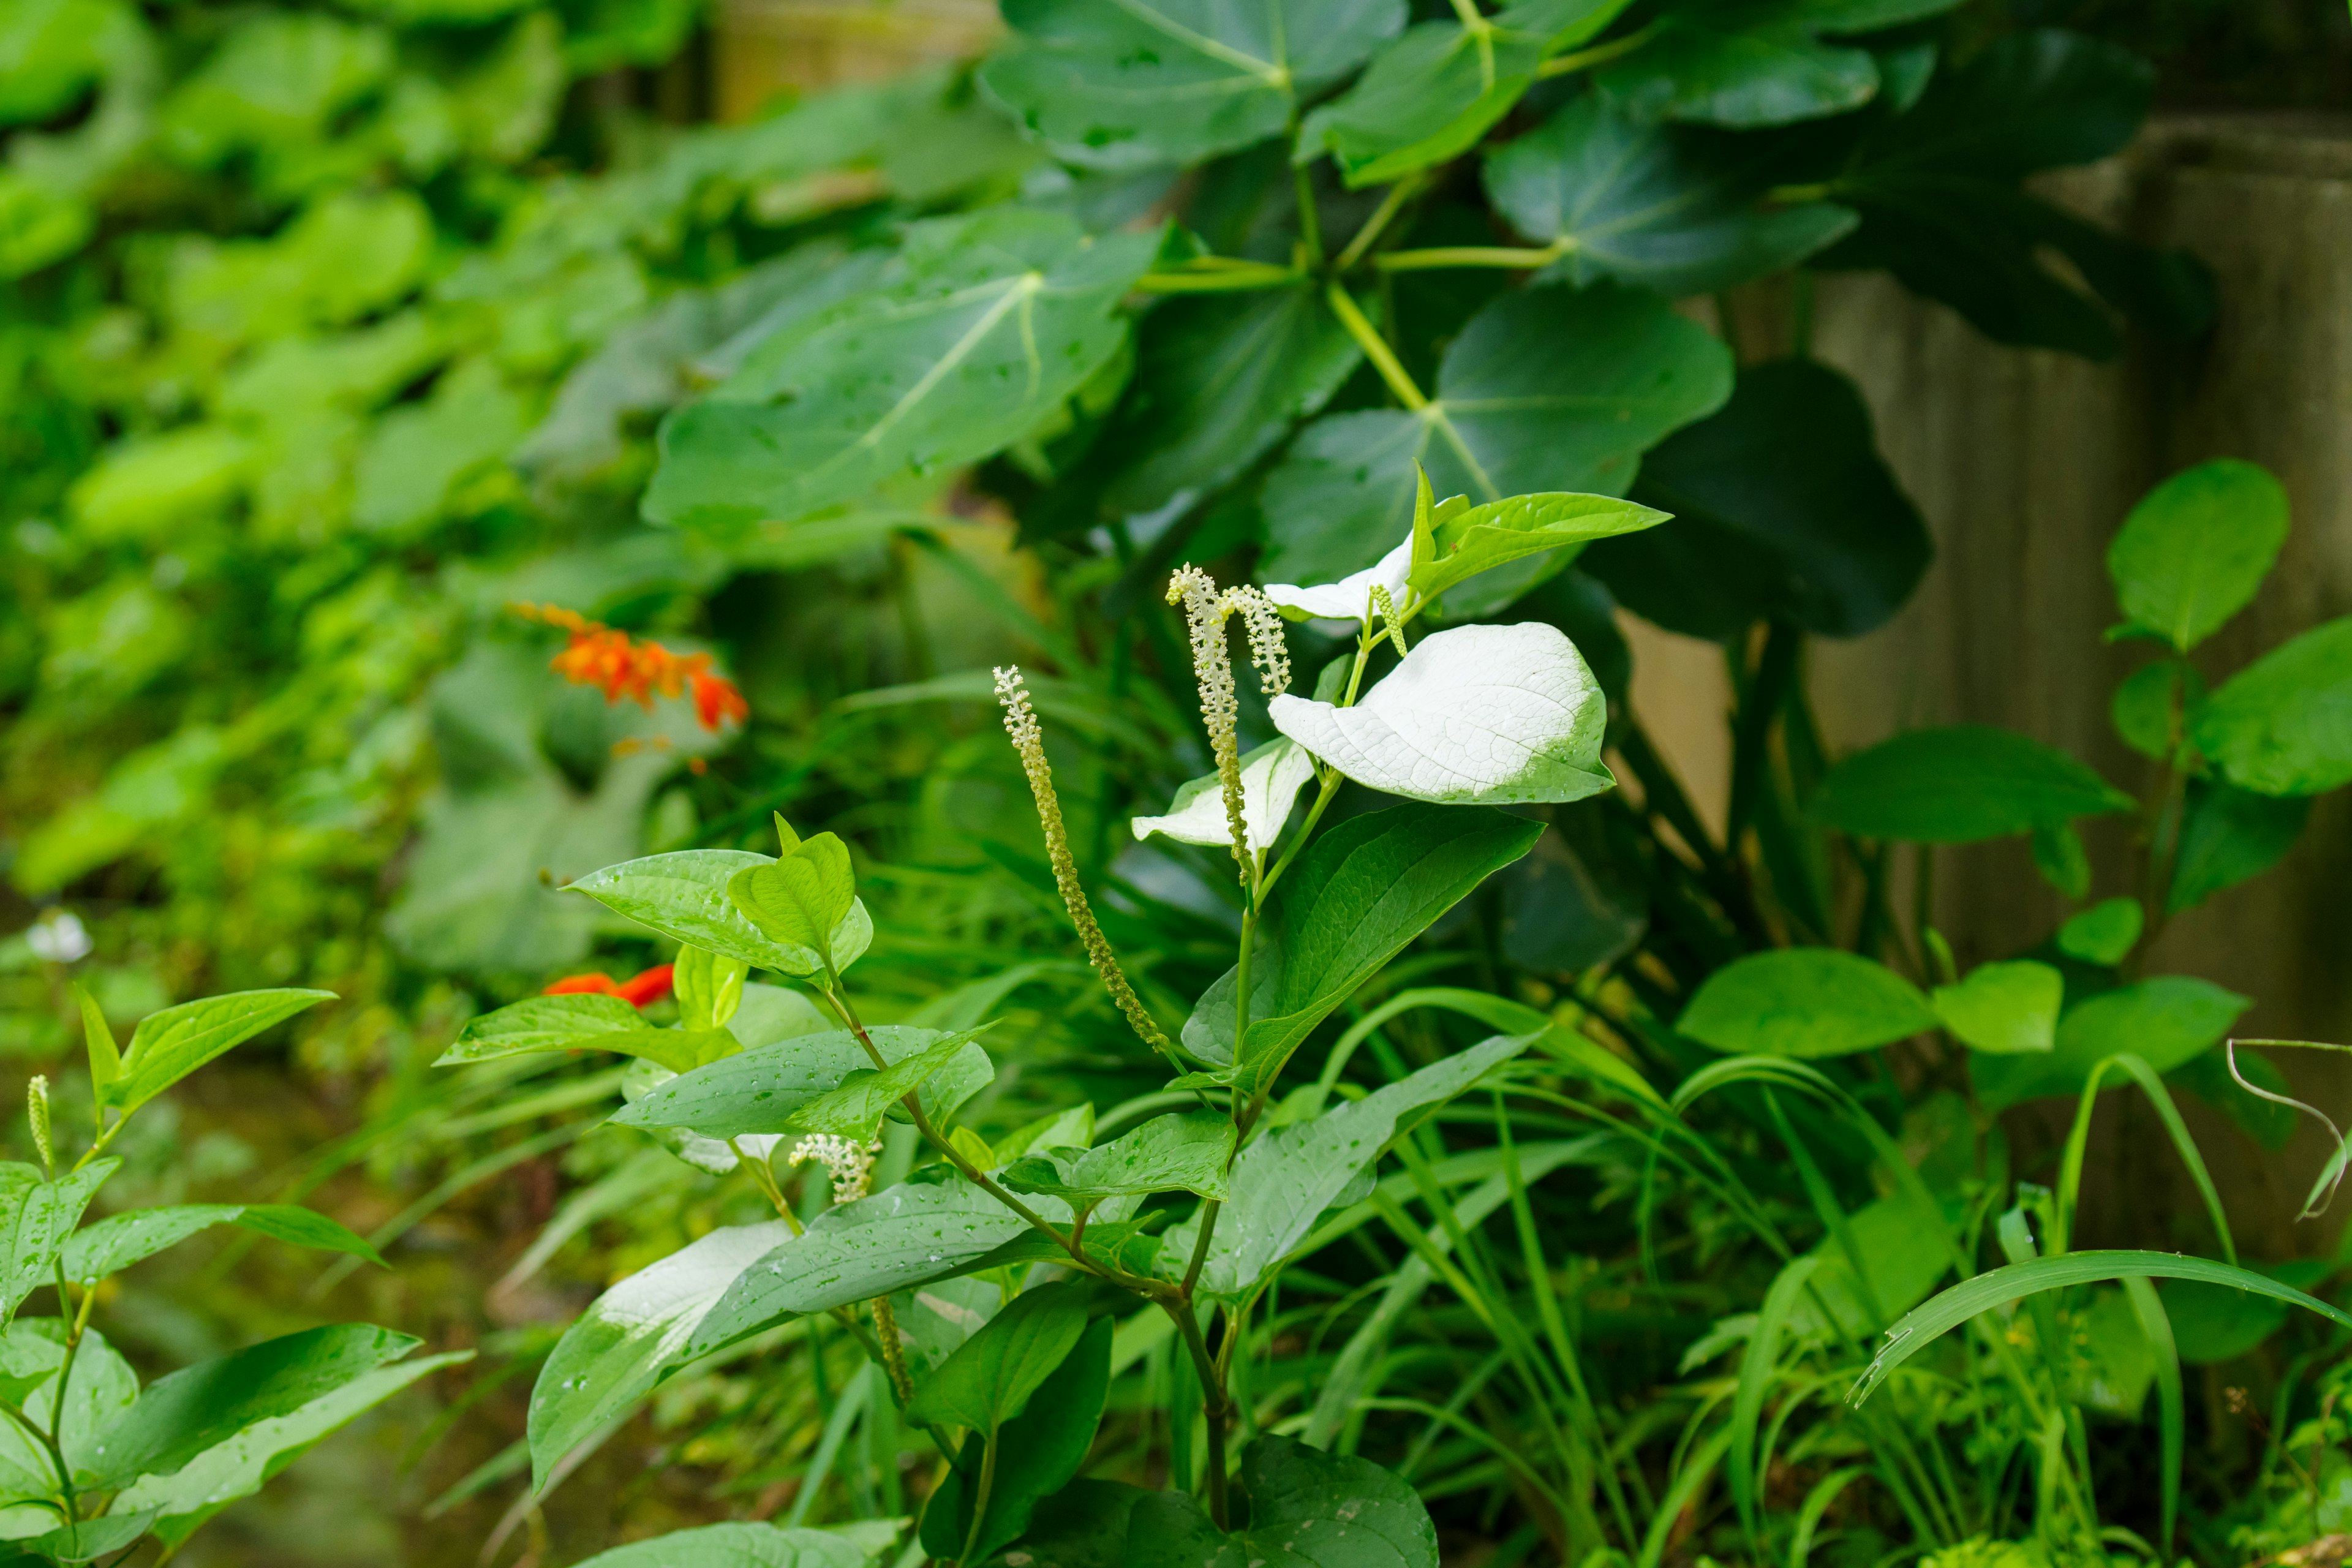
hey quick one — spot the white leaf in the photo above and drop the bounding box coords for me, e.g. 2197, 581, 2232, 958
1263, 536, 1412, 623
1131, 737, 1318, 853
1268, 622, 1611, 805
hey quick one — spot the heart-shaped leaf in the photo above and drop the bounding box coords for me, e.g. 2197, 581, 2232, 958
906, 1280, 1090, 1433
728, 833, 856, 958
2106, 460, 2289, 652
1931, 960, 2062, 1055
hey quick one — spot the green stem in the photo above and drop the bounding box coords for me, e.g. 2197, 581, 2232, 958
958, 1431, 1001, 1566
1134, 266, 1304, 294
1166, 1300, 1232, 1528
1291, 124, 1324, 265
1325, 282, 1427, 410
1535, 20, 1660, 78
1335, 174, 1426, 271
1374, 242, 1569, 273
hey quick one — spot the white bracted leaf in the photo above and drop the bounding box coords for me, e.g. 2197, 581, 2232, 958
1131, 737, 1319, 853
1262, 537, 1412, 623
1269, 622, 1611, 805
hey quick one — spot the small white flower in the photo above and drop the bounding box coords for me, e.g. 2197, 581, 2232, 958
791, 1133, 881, 1204
24, 912, 91, 965
1262, 535, 1413, 626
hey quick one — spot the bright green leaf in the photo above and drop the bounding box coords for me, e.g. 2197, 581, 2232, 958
2106, 460, 2289, 652
614, 1025, 995, 1138
921, 1317, 1112, 1562
1679, 949, 1934, 1059
0, 1160, 116, 1326
62, 1202, 382, 1284
1806, 725, 2133, 843
1973, 977, 2248, 1110
2166, 778, 2309, 916
674, 946, 748, 1033
1404, 491, 1667, 604
113, 989, 334, 1114
570, 850, 872, 978
2195, 616, 2352, 797
1931, 960, 2062, 1055
907, 1280, 1090, 1433
2111, 659, 2199, 761
2056, 897, 2143, 966
73, 984, 118, 1097
728, 834, 856, 958
785, 1025, 997, 1140
571, 1524, 873, 1568
1001, 1110, 1237, 1202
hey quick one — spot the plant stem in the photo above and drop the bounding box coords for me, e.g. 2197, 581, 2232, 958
1374, 242, 1569, 272
1536, 21, 1660, 78
958, 1431, 1001, 1566
1325, 282, 1427, 410
1335, 174, 1426, 271
1134, 266, 1303, 294
1166, 1300, 1232, 1528
1291, 127, 1324, 265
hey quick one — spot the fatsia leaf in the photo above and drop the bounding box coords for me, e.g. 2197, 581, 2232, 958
612, 1026, 995, 1137
571, 1524, 873, 1568
1678, 949, 1936, 1059
529, 1221, 793, 1490
62, 1202, 382, 1285
94, 1324, 423, 1490
978, 0, 1404, 170
921, 1317, 1112, 1563
1806, 725, 2134, 843
645, 211, 1158, 534
1131, 737, 1316, 855
1271, 624, 1611, 806
1001, 1110, 1237, 1202
0, 1160, 116, 1326
1484, 94, 1855, 297
728, 834, 856, 956
570, 850, 872, 978
1594, 0, 1964, 129
1406, 492, 1668, 605
784, 1025, 997, 1140
1972, 977, 2247, 1110
1931, 961, 2062, 1056
906, 1280, 1090, 1433
113, 989, 334, 1114
1169, 1031, 1535, 1298
2106, 460, 2289, 653
1182, 804, 1544, 1093
2194, 617, 2352, 797
1126, 1436, 1438, 1568
1258, 284, 1731, 591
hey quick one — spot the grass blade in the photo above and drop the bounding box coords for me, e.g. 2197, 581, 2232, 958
2124, 1276, 2183, 1557
2054, 1052, 2236, 1264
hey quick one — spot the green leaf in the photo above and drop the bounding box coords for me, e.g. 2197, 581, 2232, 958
785, 1025, 997, 1140
1678, 949, 1934, 1059
978, 0, 1404, 170
1183, 804, 1545, 1092
2056, 897, 2143, 966
674, 946, 748, 1033
1484, 96, 1856, 297
1785, 1186, 1953, 1338
2106, 460, 2289, 652
727, 834, 857, 957
2111, 659, 2199, 761
1271, 625, 1613, 806
1001, 1110, 1237, 1202
570, 850, 872, 978
571, 1525, 874, 1568
1583, 360, 1929, 640
21, 1513, 153, 1562
94, 1324, 422, 1490
0, 1160, 116, 1326
2195, 616, 2352, 797
114, 989, 335, 1114
529, 1221, 793, 1490
1133, 737, 1317, 856
435, 993, 737, 1074
1931, 961, 2061, 1056
2030, 821, 2093, 901
1258, 284, 1732, 592
921, 1317, 1112, 1562
0, 1320, 136, 1506
1595, 0, 1963, 129
1126, 1436, 1438, 1568
62, 1202, 382, 1284
1404, 491, 1667, 605
1170, 1031, 1535, 1297
2166, 778, 2308, 915
72, 984, 118, 1098
614, 1026, 996, 1138
1972, 976, 2248, 1110
1101, 287, 1361, 519
689, 1178, 1055, 1360
907, 1280, 1090, 1433
1805, 725, 2133, 843
1852, 1250, 2352, 1404
645, 211, 1158, 535
117, 1349, 470, 1533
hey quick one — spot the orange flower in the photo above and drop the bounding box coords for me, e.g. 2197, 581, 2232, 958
543, 963, 675, 1007
513, 604, 747, 733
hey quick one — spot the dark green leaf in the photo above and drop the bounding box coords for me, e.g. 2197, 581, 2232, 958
1496, 807, 1649, 973
95, 1324, 421, 1490
906, 1280, 1090, 1433
1595, 0, 1964, 129
1678, 948, 1935, 1058
1806, 725, 2133, 843
2168, 1048, 2296, 1153
572, 1524, 873, 1568
1258, 284, 1731, 588
990, 1478, 1147, 1568
613, 1025, 994, 1137
1485, 95, 1856, 296
2111, 659, 2200, 761
570, 850, 872, 978
1931, 960, 2061, 1056
1972, 976, 2248, 1110
0, 1160, 116, 1325
2166, 778, 2309, 915
1001, 1110, 1237, 1202
1585, 360, 1929, 639
978, 0, 1404, 170
2157, 1278, 2287, 1365
115, 989, 334, 1113
62, 1202, 382, 1284
2195, 616, 2352, 797
785, 1025, 996, 1139
2106, 460, 2289, 652
1126, 1436, 1438, 1568
922, 1317, 1115, 1562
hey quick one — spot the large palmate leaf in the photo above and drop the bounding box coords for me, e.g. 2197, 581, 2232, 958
1170, 1031, 1534, 1297
1001, 1110, 1238, 1202
1102, 287, 1361, 518
2106, 460, 2290, 653
1270, 624, 1611, 805
612, 1025, 994, 1137
646, 211, 1158, 534
922, 1318, 1111, 1564
1972, 977, 2247, 1110
979, 0, 1404, 170
0, 1161, 116, 1326
1259, 284, 1731, 589
1583, 359, 1929, 639
573, 1524, 873, 1568
62, 1202, 380, 1284
1297, 0, 1634, 186
1806, 725, 2134, 843
112, 989, 334, 1114
906, 1281, 1090, 1433
94, 1325, 423, 1490
1809, 29, 2212, 358
2195, 617, 2352, 797
1677, 949, 1936, 1058
1126, 1436, 1438, 1568
1181, 804, 1544, 1091
529, 1221, 793, 1488
1132, 737, 1317, 855
570, 850, 872, 977
1484, 95, 1855, 297
1596, 0, 1964, 128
